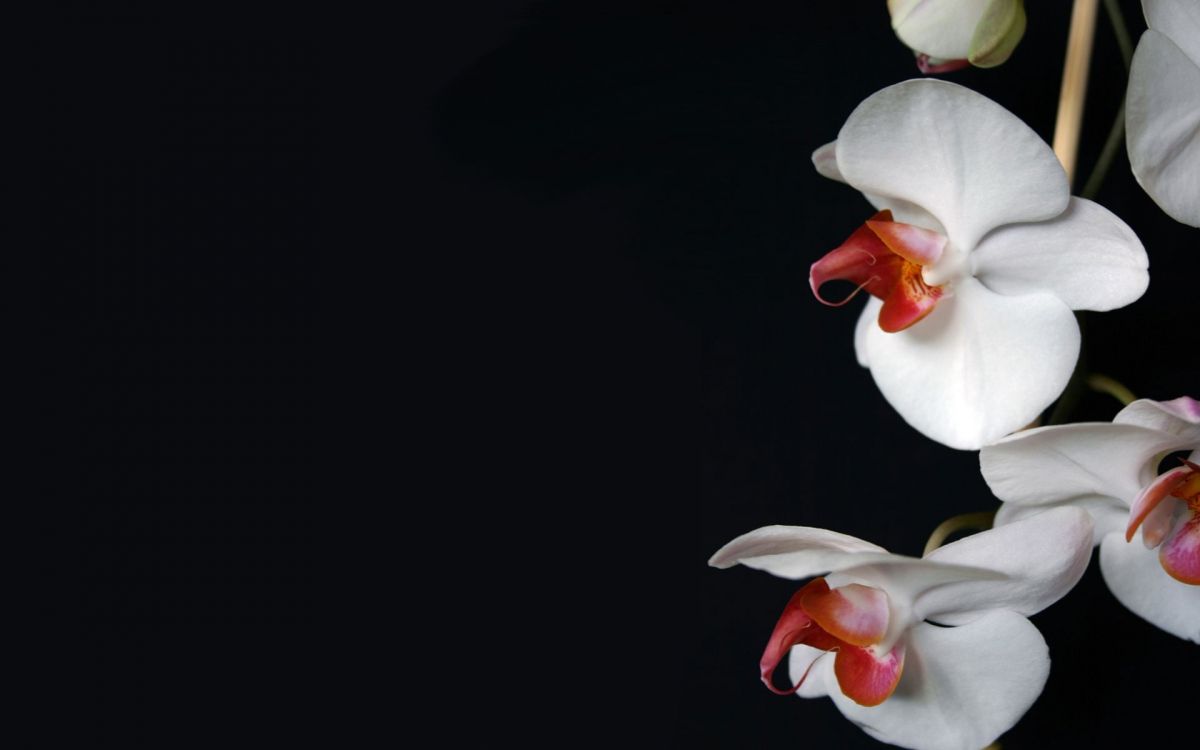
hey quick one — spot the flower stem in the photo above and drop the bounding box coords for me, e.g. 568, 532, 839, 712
1053, 0, 1100, 185
1086, 373, 1136, 406
1080, 101, 1125, 200
1080, 0, 1134, 199
923, 511, 997, 556
1102, 0, 1134, 70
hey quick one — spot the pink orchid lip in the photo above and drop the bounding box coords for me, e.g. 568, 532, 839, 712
1127, 459, 1200, 585
1160, 514, 1200, 585
809, 210, 946, 333
759, 577, 904, 706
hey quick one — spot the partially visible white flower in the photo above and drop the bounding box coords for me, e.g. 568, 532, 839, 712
888, 0, 1026, 72
982, 397, 1200, 642
710, 507, 1093, 750
811, 79, 1149, 450
1126, 0, 1200, 227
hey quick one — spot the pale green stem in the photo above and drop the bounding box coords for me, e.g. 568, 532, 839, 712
1080, 0, 1134, 199
923, 511, 997, 557
1080, 101, 1125, 200
1102, 0, 1134, 70
1086, 373, 1136, 405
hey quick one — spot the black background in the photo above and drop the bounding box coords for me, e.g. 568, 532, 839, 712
47, 0, 1195, 746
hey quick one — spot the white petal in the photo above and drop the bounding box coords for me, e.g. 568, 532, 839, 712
787, 643, 835, 699
1126, 30, 1200, 227
709, 526, 885, 574
813, 140, 842, 183
827, 612, 1049, 750
1099, 531, 1200, 642
1143, 0, 1200, 66
996, 496, 1128, 546
971, 198, 1148, 312
861, 277, 1078, 450
836, 80, 1068, 252
1114, 397, 1200, 442
980, 421, 1178, 509
813, 141, 943, 230
889, 0, 991, 60
709, 527, 1001, 617
917, 507, 1093, 624
853, 297, 882, 367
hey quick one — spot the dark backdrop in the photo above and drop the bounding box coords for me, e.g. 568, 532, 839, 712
46, 0, 1195, 746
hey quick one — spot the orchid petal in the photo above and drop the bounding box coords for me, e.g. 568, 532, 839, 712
888, 0, 991, 61
967, 0, 1026, 68
981, 421, 1178, 508
995, 495, 1127, 546
801, 583, 890, 647
918, 506, 1093, 624
812, 140, 841, 183
1114, 397, 1200, 438
812, 141, 943, 230
971, 198, 1148, 312
1160, 513, 1200, 584
833, 641, 905, 707
1143, 0, 1200, 65
835, 80, 1068, 252
1099, 532, 1200, 642
1126, 466, 1191, 543
1126, 30, 1200, 227
709, 526, 885, 572
853, 297, 881, 368
826, 611, 1049, 750
709, 527, 1002, 617
859, 277, 1077, 450
786, 644, 834, 698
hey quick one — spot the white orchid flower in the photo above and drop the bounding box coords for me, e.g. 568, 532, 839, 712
1126, 0, 1200, 227
982, 396, 1200, 642
888, 0, 1026, 73
710, 507, 1093, 750
810, 79, 1149, 450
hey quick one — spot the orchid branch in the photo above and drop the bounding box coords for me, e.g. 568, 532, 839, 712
922, 511, 997, 556
1102, 0, 1134, 70
1086, 373, 1137, 406
1080, 0, 1134, 199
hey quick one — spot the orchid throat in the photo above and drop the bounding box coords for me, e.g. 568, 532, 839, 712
1126, 458, 1200, 585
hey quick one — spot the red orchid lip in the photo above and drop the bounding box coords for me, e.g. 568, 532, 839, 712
760, 578, 904, 706
809, 210, 946, 333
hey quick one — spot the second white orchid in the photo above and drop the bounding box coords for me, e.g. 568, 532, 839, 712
982, 396, 1200, 642
810, 79, 1149, 450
